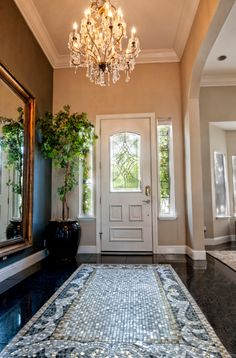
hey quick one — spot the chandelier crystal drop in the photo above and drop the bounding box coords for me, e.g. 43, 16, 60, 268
68, 0, 141, 86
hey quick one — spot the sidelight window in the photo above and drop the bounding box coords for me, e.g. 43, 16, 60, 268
79, 146, 94, 218
213, 152, 229, 217
158, 122, 175, 217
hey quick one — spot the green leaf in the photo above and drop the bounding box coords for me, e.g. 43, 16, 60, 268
38, 106, 97, 219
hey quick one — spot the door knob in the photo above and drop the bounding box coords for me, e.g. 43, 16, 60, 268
142, 199, 151, 204
145, 185, 151, 196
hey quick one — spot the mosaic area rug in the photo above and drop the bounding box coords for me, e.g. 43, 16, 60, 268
208, 250, 236, 271
0, 264, 230, 358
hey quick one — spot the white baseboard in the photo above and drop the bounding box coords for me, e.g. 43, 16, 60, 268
186, 246, 206, 260
157, 245, 186, 255
157, 245, 206, 260
78, 245, 97, 254
0, 249, 47, 283
205, 235, 236, 246
78, 244, 208, 260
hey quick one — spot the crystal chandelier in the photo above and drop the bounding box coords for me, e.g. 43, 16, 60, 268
68, 0, 140, 86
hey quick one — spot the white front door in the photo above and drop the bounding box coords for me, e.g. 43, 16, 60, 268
100, 116, 153, 252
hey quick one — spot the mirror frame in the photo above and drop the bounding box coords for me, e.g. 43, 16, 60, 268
0, 63, 35, 256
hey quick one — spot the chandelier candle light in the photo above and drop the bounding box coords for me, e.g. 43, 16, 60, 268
68, 0, 141, 86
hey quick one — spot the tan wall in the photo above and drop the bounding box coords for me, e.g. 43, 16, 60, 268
180, 0, 233, 252
0, 0, 53, 256
200, 86, 236, 240
53, 63, 186, 247
0, 80, 23, 118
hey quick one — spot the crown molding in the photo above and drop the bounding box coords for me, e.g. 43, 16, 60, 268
174, 0, 200, 59
201, 73, 236, 87
14, 0, 59, 67
15, 0, 180, 69
54, 49, 179, 69
137, 49, 179, 64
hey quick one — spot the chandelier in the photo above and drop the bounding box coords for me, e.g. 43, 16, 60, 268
68, 0, 140, 86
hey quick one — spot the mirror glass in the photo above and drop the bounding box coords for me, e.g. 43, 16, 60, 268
0, 78, 25, 245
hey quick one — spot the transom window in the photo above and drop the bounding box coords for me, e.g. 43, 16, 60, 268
110, 132, 141, 192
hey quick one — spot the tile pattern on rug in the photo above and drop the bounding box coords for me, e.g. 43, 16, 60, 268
0, 264, 230, 358
208, 250, 236, 271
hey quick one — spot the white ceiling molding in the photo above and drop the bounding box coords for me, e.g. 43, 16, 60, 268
201, 73, 236, 87
174, 0, 200, 59
137, 49, 179, 64
14, 0, 59, 67
54, 49, 179, 69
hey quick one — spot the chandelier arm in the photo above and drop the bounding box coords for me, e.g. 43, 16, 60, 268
105, 26, 124, 61
86, 26, 102, 61
72, 45, 100, 64
126, 47, 138, 57
81, 48, 100, 64
104, 26, 114, 62
114, 26, 124, 48
72, 46, 99, 64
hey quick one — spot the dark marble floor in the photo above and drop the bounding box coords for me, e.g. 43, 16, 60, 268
0, 244, 236, 356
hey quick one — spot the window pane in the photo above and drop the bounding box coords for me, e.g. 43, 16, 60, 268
0, 142, 2, 194
110, 132, 141, 192
158, 123, 175, 216
80, 147, 94, 217
214, 152, 228, 216
232, 156, 236, 215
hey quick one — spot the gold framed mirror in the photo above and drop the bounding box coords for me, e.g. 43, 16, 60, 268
0, 63, 35, 255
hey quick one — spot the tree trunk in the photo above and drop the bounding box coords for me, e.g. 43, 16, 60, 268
62, 163, 70, 220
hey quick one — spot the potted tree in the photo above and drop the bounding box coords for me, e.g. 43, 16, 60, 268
0, 107, 24, 240
38, 105, 97, 259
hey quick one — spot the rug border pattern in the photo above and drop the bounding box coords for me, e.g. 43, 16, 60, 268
0, 264, 230, 357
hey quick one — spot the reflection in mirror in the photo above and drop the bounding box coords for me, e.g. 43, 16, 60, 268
0, 79, 24, 244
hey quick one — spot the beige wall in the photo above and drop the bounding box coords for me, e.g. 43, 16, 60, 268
200, 86, 236, 240
0, 0, 53, 259
53, 63, 186, 248
0, 80, 23, 118
180, 0, 233, 253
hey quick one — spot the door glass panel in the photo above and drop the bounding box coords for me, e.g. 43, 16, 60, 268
110, 132, 141, 192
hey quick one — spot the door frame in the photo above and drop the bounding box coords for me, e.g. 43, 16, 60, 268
96, 113, 158, 253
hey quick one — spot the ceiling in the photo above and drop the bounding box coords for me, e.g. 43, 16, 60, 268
201, 1, 236, 87
14, 0, 199, 68
211, 122, 236, 131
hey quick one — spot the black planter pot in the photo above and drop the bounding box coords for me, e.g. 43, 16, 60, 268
45, 220, 81, 259
6, 219, 23, 240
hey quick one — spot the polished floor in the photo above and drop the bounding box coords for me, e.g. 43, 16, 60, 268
0, 242, 236, 357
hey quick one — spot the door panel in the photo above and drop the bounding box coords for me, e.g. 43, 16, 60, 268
100, 118, 153, 252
